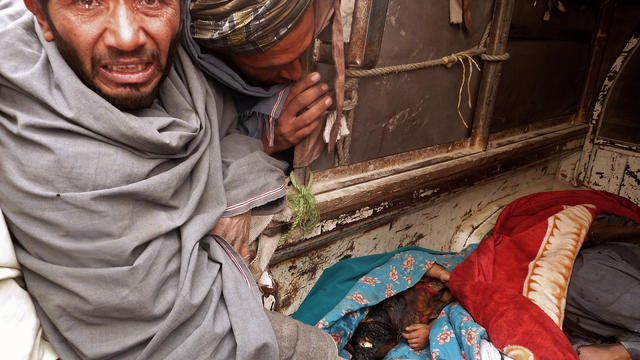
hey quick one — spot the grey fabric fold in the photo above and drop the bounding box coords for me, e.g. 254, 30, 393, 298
0, 3, 286, 359
564, 242, 640, 359
265, 310, 338, 360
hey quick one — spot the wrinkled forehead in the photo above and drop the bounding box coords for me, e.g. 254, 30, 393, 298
40, 0, 184, 15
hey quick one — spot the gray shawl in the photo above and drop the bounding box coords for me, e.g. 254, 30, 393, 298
0, 3, 285, 359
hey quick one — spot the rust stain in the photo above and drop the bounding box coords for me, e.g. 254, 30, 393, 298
275, 261, 321, 312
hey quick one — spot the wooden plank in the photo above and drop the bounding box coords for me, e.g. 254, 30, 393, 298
576, 5, 615, 124
310, 118, 579, 196
273, 125, 587, 254
311, 138, 474, 194
470, 0, 516, 150
488, 119, 574, 149
317, 125, 586, 219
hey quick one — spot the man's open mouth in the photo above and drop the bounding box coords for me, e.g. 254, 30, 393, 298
99, 62, 156, 85
105, 64, 149, 72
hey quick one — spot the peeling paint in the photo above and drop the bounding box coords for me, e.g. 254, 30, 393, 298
321, 219, 338, 232
317, 202, 394, 232
620, 157, 640, 204
623, 37, 639, 52
307, 225, 322, 238
413, 188, 439, 198
338, 207, 374, 225
587, 148, 630, 193
374, 201, 391, 212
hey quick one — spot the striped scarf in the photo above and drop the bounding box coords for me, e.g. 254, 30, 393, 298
190, 0, 313, 53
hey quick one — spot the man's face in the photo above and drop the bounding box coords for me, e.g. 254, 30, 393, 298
28, 0, 181, 110
228, 6, 314, 85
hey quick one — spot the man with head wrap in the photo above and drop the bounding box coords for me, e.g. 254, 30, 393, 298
0, 0, 338, 358
183, 0, 336, 155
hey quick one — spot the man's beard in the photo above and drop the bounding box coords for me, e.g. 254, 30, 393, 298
49, 24, 179, 111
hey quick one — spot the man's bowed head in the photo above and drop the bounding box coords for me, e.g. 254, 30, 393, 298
24, 0, 182, 111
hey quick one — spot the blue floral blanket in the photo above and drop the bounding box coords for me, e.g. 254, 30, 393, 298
293, 246, 488, 359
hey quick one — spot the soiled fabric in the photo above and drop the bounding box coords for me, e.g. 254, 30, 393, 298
266, 310, 338, 360
0, 3, 288, 359
564, 242, 640, 359
190, 0, 313, 54
293, 246, 485, 360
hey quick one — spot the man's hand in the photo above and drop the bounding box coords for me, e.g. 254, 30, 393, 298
210, 212, 254, 263
262, 72, 332, 154
578, 344, 632, 360
402, 323, 433, 351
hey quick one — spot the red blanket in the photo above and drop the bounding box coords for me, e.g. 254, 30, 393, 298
449, 190, 640, 360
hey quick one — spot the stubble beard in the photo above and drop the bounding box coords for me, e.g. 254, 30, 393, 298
48, 22, 179, 111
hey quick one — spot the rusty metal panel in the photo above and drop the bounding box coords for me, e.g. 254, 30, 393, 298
511, 0, 597, 31
490, 1, 598, 134
310, 0, 494, 170
491, 40, 591, 133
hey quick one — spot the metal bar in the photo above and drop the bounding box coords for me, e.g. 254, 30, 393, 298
345, 0, 390, 69
361, 0, 390, 68
345, 0, 373, 67
470, 0, 516, 150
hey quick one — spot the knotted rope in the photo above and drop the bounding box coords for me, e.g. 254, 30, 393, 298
345, 48, 486, 78
335, 78, 359, 166
454, 54, 481, 128
280, 172, 321, 243
342, 21, 509, 128
343, 42, 507, 128
480, 53, 511, 61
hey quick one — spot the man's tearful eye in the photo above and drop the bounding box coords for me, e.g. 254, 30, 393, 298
77, 0, 98, 9
138, 0, 160, 7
